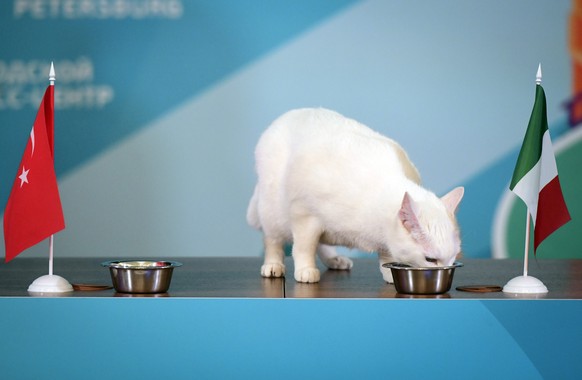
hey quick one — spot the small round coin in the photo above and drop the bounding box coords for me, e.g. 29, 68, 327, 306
456, 285, 503, 293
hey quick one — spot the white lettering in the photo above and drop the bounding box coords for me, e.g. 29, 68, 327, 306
0, 85, 115, 110
12, 0, 183, 19
54, 85, 115, 109
13, 0, 41, 18
0, 58, 94, 85
0, 57, 114, 110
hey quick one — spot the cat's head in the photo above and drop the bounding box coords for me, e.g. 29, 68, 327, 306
396, 187, 464, 267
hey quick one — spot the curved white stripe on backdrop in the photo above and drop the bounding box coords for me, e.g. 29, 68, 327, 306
492, 127, 582, 259
4, 0, 570, 258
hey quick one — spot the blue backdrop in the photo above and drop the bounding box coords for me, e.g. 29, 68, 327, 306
0, 0, 576, 260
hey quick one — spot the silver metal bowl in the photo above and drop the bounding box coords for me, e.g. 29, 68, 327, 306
382, 262, 463, 295
101, 260, 182, 294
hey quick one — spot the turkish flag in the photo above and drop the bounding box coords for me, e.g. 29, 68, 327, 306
3, 85, 65, 262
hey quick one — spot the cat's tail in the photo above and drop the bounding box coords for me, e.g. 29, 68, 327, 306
246, 185, 261, 230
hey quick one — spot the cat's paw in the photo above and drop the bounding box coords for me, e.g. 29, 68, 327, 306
322, 255, 353, 271
294, 267, 320, 283
380, 266, 394, 283
261, 263, 285, 278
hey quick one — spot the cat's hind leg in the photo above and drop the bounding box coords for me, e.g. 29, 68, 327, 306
317, 244, 353, 271
291, 216, 323, 283
261, 236, 286, 278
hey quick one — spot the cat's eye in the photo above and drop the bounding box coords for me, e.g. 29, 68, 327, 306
425, 257, 438, 264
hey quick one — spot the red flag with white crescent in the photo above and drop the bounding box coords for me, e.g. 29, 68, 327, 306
3, 85, 65, 262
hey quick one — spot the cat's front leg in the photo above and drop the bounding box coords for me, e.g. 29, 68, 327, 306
261, 236, 286, 278
378, 249, 394, 283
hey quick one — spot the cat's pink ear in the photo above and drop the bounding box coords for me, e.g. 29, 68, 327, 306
399, 192, 421, 235
441, 187, 464, 214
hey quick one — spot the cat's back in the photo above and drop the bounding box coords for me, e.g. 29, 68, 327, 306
262, 107, 384, 144
256, 108, 420, 184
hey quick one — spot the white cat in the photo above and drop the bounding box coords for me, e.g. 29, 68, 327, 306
247, 108, 464, 283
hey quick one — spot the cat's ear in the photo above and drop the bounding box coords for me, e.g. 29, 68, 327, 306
399, 192, 421, 235
441, 186, 464, 214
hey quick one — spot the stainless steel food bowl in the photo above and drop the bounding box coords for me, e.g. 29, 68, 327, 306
101, 260, 182, 294
382, 262, 463, 295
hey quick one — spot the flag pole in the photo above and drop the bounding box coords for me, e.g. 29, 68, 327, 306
49, 235, 54, 276
519, 65, 543, 278
503, 63, 548, 295
522, 212, 530, 277
27, 62, 72, 295
48, 62, 56, 278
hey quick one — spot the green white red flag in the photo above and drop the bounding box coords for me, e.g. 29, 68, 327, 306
510, 82, 571, 252
3, 84, 65, 262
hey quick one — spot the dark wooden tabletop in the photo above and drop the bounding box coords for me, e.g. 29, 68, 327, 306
0, 257, 580, 299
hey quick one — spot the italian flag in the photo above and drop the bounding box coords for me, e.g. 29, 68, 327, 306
510, 83, 571, 252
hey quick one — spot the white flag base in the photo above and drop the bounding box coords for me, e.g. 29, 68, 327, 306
502, 275, 548, 294
28, 274, 73, 294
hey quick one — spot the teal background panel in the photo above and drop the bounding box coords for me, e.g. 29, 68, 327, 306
0, 298, 579, 379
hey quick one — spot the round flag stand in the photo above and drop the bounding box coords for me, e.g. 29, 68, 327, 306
503, 275, 548, 294
503, 212, 549, 295
28, 274, 73, 294
503, 212, 549, 294
27, 236, 73, 295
